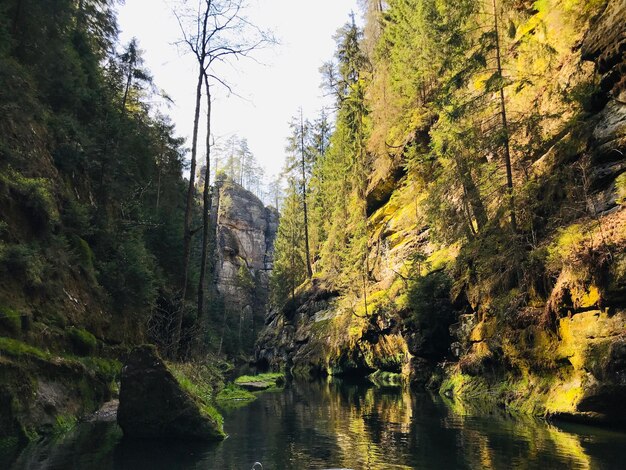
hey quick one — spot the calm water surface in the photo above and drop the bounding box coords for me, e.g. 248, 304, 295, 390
4, 379, 626, 469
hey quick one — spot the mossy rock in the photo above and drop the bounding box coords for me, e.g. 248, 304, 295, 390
216, 383, 256, 401
117, 345, 225, 441
67, 327, 97, 356
0, 306, 22, 335
234, 372, 285, 391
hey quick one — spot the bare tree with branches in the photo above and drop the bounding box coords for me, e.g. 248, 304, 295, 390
173, 0, 274, 357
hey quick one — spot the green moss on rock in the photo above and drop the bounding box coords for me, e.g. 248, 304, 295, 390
0, 306, 21, 334
67, 327, 97, 356
234, 372, 285, 391
216, 383, 256, 402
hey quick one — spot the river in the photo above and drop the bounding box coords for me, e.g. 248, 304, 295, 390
4, 378, 626, 469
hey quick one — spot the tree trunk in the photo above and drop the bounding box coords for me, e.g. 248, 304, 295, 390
455, 156, 487, 232
156, 168, 162, 211
121, 68, 133, 115
493, 0, 517, 232
174, 67, 203, 356
218, 306, 227, 356
197, 75, 213, 353
300, 110, 313, 278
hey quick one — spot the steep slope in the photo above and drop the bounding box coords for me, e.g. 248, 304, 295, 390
0, 0, 188, 444
258, 0, 626, 423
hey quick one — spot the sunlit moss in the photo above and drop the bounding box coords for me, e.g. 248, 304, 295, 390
426, 244, 458, 272
547, 224, 586, 268
168, 362, 225, 437
52, 414, 78, 435
215, 383, 256, 402
0, 337, 50, 360
234, 372, 285, 389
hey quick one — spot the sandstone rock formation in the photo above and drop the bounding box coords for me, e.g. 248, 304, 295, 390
211, 178, 278, 347
582, 0, 626, 99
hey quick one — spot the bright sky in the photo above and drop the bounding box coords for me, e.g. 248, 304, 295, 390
117, 0, 359, 180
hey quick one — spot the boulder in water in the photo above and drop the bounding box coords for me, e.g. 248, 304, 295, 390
117, 345, 225, 441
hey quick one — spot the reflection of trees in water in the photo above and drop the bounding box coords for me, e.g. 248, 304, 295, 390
441, 410, 596, 470
9, 380, 625, 469
258, 379, 601, 470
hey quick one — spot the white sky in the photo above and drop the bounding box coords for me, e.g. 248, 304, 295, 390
117, 0, 359, 180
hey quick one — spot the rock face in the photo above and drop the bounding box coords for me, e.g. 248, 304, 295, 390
117, 345, 224, 441
581, 0, 626, 99
0, 352, 112, 440
212, 179, 278, 313
583, 0, 626, 213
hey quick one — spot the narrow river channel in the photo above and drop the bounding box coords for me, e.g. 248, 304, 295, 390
5, 378, 626, 469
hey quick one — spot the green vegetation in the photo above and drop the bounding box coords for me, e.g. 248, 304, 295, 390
0, 243, 45, 289
215, 383, 256, 404
0, 337, 50, 360
234, 372, 286, 389
67, 328, 97, 356
78, 357, 122, 383
52, 414, 78, 436
168, 362, 225, 436
0, 306, 21, 334
169, 363, 217, 405
0, 0, 623, 448
0, 168, 60, 228
262, 0, 626, 425
0, 0, 194, 358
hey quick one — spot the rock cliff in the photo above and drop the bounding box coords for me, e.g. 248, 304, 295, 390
211, 178, 278, 354
256, 0, 626, 423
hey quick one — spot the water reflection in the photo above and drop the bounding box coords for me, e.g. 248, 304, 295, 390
5, 378, 626, 469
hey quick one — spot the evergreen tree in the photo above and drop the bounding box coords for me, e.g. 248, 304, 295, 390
270, 178, 307, 307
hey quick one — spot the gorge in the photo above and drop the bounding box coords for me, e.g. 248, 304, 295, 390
1, 0, 626, 467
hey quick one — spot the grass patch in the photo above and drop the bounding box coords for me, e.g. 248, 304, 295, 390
52, 414, 77, 435
216, 383, 256, 402
234, 372, 285, 388
0, 337, 50, 360
169, 363, 216, 404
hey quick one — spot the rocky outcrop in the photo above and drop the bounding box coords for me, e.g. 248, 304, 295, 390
212, 179, 278, 314
0, 343, 114, 441
581, 0, 626, 99
256, 279, 411, 379
117, 345, 225, 441
583, 0, 626, 213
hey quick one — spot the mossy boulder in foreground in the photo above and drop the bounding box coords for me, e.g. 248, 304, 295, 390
117, 345, 225, 441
